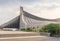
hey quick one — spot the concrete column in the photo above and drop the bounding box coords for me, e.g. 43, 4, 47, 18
19, 6, 26, 30
20, 6, 23, 15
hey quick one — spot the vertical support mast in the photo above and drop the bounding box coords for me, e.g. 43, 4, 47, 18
20, 6, 23, 15
20, 6, 26, 30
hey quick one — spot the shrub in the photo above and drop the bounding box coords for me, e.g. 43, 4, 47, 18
21, 27, 36, 32
26, 27, 36, 32
39, 23, 60, 35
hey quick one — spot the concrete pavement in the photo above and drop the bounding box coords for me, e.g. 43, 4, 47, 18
0, 31, 59, 41
0, 36, 59, 41
0, 31, 40, 38
0, 31, 39, 34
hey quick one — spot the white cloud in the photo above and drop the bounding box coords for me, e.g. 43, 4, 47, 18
22, 2, 60, 19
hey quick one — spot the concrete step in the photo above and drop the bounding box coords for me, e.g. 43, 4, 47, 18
0, 31, 40, 38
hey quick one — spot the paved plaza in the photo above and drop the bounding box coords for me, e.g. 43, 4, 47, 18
0, 36, 59, 41
0, 31, 59, 41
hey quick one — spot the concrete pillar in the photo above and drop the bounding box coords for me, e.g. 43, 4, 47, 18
19, 6, 26, 30
20, 6, 23, 15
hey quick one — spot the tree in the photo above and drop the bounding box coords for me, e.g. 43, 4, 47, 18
39, 23, 60, 34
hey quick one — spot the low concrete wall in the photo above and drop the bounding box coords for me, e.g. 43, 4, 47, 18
40, 32, 50, 37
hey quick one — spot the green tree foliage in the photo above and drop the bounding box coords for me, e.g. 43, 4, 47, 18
21, 27, 36, 32
26, 27, 36, 32
39, 23, 60, 34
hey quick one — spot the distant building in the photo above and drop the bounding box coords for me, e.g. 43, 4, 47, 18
0, 6, 60, 30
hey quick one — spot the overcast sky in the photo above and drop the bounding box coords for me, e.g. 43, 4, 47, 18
21, 0, 60, 19
0, 0, 60, 25
0, 0, 20, 25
